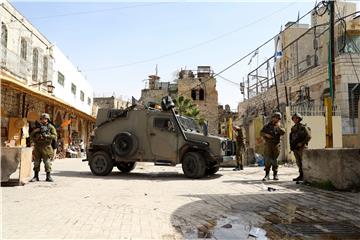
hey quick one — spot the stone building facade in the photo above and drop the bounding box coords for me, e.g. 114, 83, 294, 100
239, 1, 360, 147
140, 66, 219, 135
92, 96, 130, 117
1, 1, 95, 149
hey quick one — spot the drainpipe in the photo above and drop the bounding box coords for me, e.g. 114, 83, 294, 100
351, 84, 359, 134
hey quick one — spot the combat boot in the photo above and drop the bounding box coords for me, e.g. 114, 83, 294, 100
233, 164, 240, 171
240, 165, 243, 170
46, 172, 54, 182
262, 171, 270, 181
293, 172, 303, 181
30, 171, 39, 182
273, 171, 279, 180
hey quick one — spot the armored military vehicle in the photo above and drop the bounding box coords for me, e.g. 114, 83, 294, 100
85, 96, 235, 179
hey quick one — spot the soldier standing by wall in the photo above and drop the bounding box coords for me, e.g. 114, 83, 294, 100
261, 112, 285, 181
290, 113, 311, 181
30, 113, 57, 182
233, 126, 246, 171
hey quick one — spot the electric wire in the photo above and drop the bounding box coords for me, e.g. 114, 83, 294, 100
80, 1, 299, 72
183, 9, 360, 99
26, 3, 172, 20
182, 3, 325, 95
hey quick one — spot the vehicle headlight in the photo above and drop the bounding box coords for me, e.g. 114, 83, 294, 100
221, 141, 227, 151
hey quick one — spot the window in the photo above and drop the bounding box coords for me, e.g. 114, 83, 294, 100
1, 22, 7, 48
20, 38, 27, 60
43, 56, 48, 82
57, 72, 64, 86
32, 49, 39, 81
80, 91, 84, 102
191, 89, 197, 100
348, 83, 360, 118
344, 35, 360, 53
199, 88, 205, 100
154, 118, 174, 132
71, 83, 76, 95
87, 97, 91, 105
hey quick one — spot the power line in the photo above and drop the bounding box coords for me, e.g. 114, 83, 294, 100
81, 1, 299, 72
182, 9, 360, 97
216, 74, 240, 86
29, 3, 172, 20
179, 3, 318, 95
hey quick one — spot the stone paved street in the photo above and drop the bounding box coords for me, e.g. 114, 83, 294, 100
2, 158, 360, 239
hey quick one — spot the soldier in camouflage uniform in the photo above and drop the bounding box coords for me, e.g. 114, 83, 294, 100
30, 113, 57, 182
261, 112, 285, 181
290, 113, 311, 181
233, 126, 246, 171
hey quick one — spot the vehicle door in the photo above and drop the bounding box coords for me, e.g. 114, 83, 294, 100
148, 116, 178, 161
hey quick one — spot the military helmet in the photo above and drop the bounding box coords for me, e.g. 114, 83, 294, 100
40, 113, 50, 120
292, 112, 303, 121
271, 112, 282, 119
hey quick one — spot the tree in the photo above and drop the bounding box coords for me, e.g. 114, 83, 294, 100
173, 96, 205, 124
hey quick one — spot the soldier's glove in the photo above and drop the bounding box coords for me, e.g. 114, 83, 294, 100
42, 133, 50, 138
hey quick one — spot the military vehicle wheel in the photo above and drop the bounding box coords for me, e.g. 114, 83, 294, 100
116, 162, 136, 173
206, 165, 220, 175
112, 132, 138, 157
89, 151, 113, 176
182, 152, 206, 179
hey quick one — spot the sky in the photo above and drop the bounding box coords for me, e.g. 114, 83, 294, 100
11, 0, 360, 110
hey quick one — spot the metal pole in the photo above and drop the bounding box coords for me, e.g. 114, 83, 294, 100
273, 66, 280, 111
325, 0, 335, 148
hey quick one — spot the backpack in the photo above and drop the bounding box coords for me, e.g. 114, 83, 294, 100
304, 125, 312, 144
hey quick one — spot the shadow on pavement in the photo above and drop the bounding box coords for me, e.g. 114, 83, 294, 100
52, 170, 222, 181
170, 191, 360, 240
223, 179, 292, 186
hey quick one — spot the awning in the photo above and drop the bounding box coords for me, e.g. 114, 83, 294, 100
1, 70, 96, 122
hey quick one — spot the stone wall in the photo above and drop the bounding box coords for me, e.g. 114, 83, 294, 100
177, 77, 219, 135
303, 148, 360, 190
140, 89, 169, 105
93, 96, 129, 110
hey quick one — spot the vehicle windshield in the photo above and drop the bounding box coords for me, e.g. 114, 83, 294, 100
176, 115, 202, 133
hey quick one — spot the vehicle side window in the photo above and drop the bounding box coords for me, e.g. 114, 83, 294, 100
154, 118, 175, 132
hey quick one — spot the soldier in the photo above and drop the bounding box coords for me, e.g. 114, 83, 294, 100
233, 126, 246, 171
290, 112, 311, 181
261, 112, 285, 181
30, 113, 57, 182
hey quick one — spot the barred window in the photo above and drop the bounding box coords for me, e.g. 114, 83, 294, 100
71, 83, 76, 95
20, 38, 27, 60
348, 83, 360, 118
80, 91, 84, 102
43, 56, 48, 82
32, 49, 39, 81
57, 72, 65, 86
1, 22, 7, 47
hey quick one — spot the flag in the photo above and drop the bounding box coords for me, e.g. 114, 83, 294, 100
274, 26, 283, 61
248, 49, 259, 65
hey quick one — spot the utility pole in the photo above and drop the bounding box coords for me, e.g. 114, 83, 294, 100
325, 0, 335, 148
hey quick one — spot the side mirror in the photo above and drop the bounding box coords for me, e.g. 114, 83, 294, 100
161, 96, 175, 111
